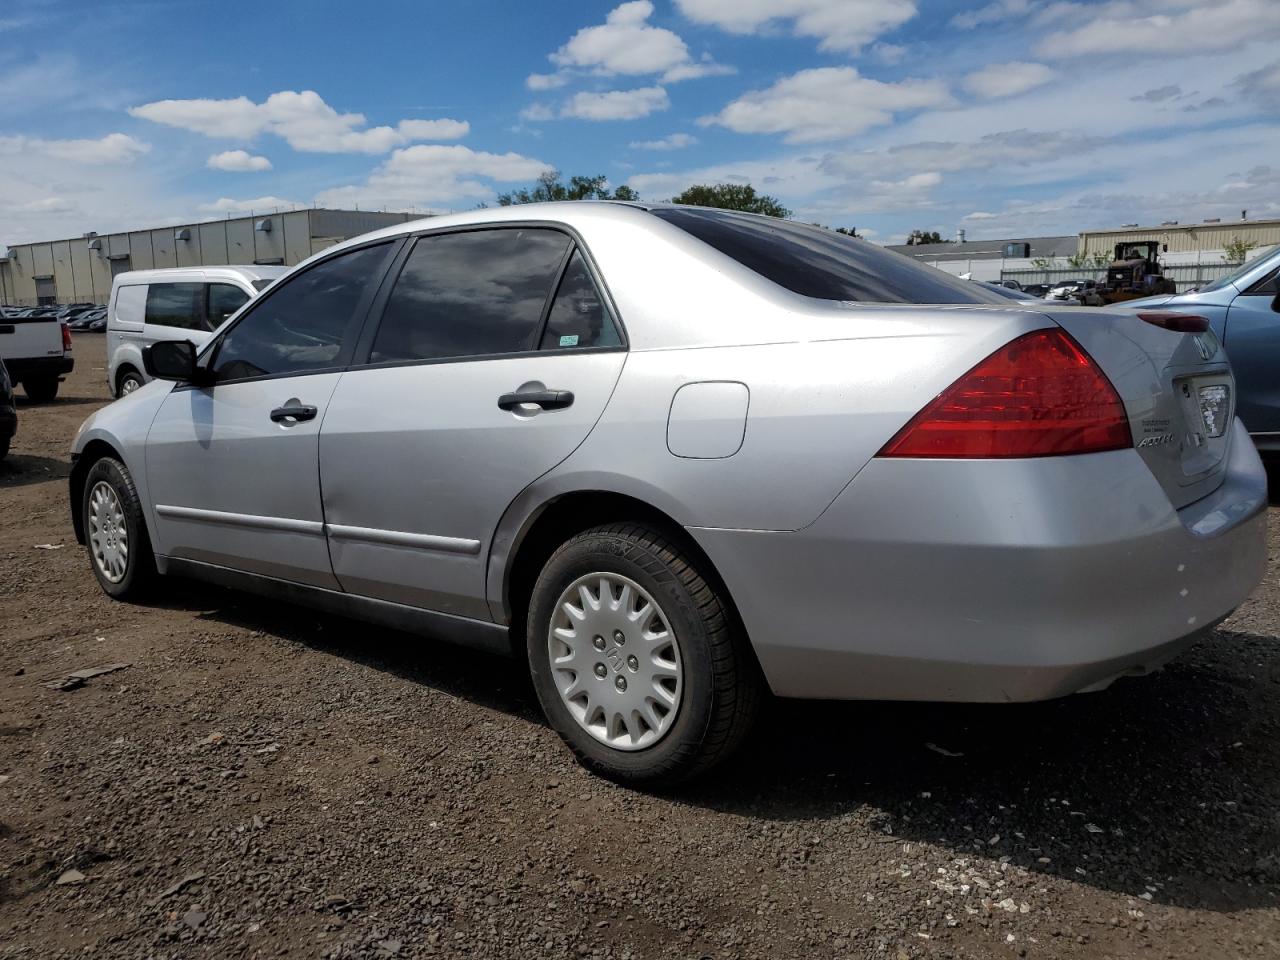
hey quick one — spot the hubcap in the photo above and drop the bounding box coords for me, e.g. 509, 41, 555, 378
547, 572, 682, 751
87, 481, 129, 583
121, 377, 140, 396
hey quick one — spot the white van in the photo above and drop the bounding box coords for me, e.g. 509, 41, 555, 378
107, 265, 288, 397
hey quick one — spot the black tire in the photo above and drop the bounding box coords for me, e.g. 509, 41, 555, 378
81, 456, 157, 599
0, 436, 9, 460
23, 377, 59, 403
527, 522, 761, 787
117, 368, 143, 397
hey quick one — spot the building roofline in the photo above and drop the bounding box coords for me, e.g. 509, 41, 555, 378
1081, 217, 1280, 235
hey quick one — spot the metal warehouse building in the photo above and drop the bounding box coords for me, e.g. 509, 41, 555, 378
1079, 216, 1280, 258
0, 208, 425, 307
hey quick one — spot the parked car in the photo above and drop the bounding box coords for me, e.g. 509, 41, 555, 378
982, 281, 1043, 301
1021, 283, 1052, 298
69, 203, 1268, 785
1046, 278, 1103, 305
0, 360, 15, 459
0, 302, 74, 402
69, 307, 107, 331
106, 266, 288, 397
989, 278, 1023, 290
1120, 244, 1280, 453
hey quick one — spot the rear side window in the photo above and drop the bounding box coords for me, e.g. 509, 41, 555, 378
145, 282, 205, 330
1244, 267, 1279, 296
207, 283, 250, 326
211, 242, 392, 382
371, 228, 571, 363
650, 208, 1005, 305
113, 285, 147, 325
540, 250, 621, 350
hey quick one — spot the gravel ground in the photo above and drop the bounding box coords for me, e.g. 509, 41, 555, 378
2, 338, 1279, 960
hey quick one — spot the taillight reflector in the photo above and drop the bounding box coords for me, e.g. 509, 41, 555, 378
1137, 311, 1209, 333
878, 328, 1132, 459
61, 322, 73, 352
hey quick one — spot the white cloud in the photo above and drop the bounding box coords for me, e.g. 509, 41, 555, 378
130, 90, 468, 154
675, 0, 917, 53
963, 211, 999, 220
562, 86, 670, 120
527, 72, 569, 91
962, 61, 1054, 99
951, 0, 1031, 29
1231, 59, 1280, 107
630, 132, 698, 150
206, 149, 272, 172
546, 1, 731, 83
198, 196, 300, 213
1035, 0, 1280, 59
315, 144, 549, 210
0, 132, 150, 164
703, 67, 950, 142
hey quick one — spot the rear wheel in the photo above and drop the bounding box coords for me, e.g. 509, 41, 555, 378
118, 369, 143, 397
0, 436, 9, 460
23, 377, 58, 403
82, 457, 157, 599
527, 522, 761, 786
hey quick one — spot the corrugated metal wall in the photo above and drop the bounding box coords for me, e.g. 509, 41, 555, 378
1, 209, 424, 305
1080, 220, 1280, 256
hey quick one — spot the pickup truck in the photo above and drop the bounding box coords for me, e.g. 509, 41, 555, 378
0, 307, 74, 402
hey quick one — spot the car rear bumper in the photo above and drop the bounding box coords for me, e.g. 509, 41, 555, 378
690, 418, 1269, 702
4, 356, 74, 382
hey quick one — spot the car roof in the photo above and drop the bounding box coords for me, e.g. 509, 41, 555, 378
110, 264, 289, 286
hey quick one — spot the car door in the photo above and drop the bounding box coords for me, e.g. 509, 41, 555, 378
319, 227, 627, 618
143, 279, 209, 351
1223, 262, 1280, 439
145, 241, 398, 587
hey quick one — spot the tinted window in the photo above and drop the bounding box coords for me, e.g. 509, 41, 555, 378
207, 283, 250, 327
1244, 267, 1279, 296
650, 208, 1006, 305
145, 282, 205, 331
251, 278, 276, 292
211, 242, 391, 381
371, 228, 570, 363
540, 250, 621, 350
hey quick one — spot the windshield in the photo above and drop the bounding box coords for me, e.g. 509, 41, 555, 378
1199, 245, 1280, 294
650, 208, 1007, 305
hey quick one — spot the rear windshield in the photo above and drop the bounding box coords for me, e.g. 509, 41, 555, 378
650, 208, 1006, 305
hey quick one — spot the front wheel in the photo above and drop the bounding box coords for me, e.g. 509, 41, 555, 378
82, 457, 157, 599
23, 376, 59, 403
118, 370, 143, 397
527, 523, 761, 787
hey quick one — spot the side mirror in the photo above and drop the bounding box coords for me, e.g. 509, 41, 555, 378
1272, 292, 1280, 314
143, 340, 208, 384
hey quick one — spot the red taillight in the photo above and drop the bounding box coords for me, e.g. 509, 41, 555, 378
878, 328, 1132, 459
1137, 311, 1208, 333
61, 322, 72, 352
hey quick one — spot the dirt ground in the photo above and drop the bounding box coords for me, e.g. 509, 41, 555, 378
2, 337, 1279, 960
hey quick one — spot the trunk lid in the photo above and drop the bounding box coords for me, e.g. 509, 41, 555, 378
1046, 307, 1234, 509
0, 315, 66, 364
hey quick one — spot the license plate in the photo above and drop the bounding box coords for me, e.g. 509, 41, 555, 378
1198, 383, 1230, 438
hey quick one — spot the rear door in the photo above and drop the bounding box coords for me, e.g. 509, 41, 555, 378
1223, 264, 1280, 439
145, 242, 397, 586
319, 227, 626, 618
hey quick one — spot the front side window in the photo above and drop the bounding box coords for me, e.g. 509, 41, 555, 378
207, 283, 250, 327
211, 242, 392, 382
539, 250, 621, 350
370, 228, 571, 364
145, 282, 205, 331
650, 208, 1006, 305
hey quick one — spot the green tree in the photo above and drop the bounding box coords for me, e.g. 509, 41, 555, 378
670, 183, 791, 218
496, 170, 638, 206
1066, 251, 1092, 269
1031, 257, 1052, 270
906, 230, 945, 245
1090, 250, 1111, 268
1223, 236, 1259, 264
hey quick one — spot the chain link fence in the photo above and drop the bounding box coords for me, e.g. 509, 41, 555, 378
1001, 262, 1242, 294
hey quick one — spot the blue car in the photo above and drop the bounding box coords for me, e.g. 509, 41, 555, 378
1123, 245, 1280, 454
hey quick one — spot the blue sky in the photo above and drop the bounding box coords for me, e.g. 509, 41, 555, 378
2, 0, 1278, 246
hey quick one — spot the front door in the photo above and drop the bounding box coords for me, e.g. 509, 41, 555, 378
319, 228, 627, 618
145, 241, 397, 586
1224, 266, 1280, 439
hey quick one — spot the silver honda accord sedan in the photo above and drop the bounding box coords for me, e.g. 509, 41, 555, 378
68, 202, 1269, 785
